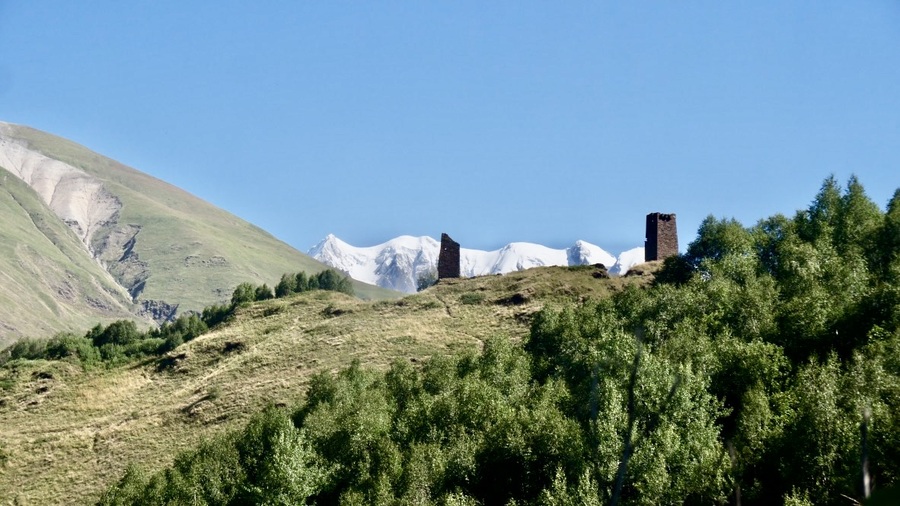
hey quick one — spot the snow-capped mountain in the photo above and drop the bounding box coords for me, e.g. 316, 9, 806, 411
309, 235, 645, 294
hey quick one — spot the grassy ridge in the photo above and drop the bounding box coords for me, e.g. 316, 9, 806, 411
8, 123, 396, 307
0, 265, 649, 504
0, 124, 397, 343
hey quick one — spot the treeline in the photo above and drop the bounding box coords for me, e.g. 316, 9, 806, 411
1, 269, 354, 368
100, 176, 900, 505
203, 270, 354, 328
1, 315, 209, 369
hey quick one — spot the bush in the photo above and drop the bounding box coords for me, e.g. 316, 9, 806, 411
5, 338, 48, 361
201, 304, 232, 328
158, 333, 184, 354
459, 292, 485, 305
255, 284, 274, 301
231, 282, 257, 306
45, 333, 101, 368
90, 320, 141, 348
99, 407, 328, 505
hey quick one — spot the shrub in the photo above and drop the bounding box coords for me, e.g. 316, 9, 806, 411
231, 282, 257, 306
45, 333, 101, 368
255, 284, 274, 301
5, 338, 48, 361
90, 320, 141, 348
201, 304, 232, 328
459, 292, 485, 305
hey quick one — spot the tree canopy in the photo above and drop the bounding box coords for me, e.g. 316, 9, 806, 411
89, 176, 900, 504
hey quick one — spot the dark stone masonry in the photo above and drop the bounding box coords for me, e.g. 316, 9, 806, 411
437, 233, 461, 279
645, 212, 678, 262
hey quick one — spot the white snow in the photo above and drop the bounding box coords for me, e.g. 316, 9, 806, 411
308, 234, 440, 293
609, 247, 646, 275
309, 234, 646, 293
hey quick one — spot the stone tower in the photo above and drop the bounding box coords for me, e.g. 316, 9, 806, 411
437, 233, 461, 279
645, 213, 678, 262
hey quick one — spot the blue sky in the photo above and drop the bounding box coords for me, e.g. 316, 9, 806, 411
1, 2, 899, 254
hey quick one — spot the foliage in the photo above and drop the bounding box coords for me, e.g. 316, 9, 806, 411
1, 314, 207, 369
1, 269, 359, 370
231, 282, 258, 307
6, 175, 897, 504
0, 269, 353, 369
99, 407, 329, 506
263, 269, 354, 300
459, 292, 485, 305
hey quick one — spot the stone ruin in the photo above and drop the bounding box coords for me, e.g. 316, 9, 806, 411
437, 233, 460, 279
645, 212, 678, 262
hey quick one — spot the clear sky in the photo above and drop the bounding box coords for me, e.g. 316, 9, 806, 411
1, 2, 898, 254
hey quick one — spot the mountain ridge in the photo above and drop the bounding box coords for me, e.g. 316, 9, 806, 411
309, 234, 645, 293
0, 122, 396, 344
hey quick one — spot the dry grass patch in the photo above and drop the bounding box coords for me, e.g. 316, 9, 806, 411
0, 266, 655, 504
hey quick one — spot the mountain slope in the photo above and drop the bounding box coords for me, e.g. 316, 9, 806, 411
0, 167, 136, 344
309, 234, 645, 293
0, 122, 396, 343
0, 264, 659, 504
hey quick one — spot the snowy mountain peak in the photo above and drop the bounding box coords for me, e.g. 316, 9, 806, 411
309, 235, 645, 294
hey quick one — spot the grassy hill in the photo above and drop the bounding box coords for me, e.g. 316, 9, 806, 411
0, 167, 136, 345
0, 123, 397, 344
0, 265, 655, 504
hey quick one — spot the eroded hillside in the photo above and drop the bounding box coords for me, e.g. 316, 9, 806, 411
0, 122, 398, 342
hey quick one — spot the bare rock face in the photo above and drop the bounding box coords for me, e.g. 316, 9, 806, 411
0, 132, 121, 251
94, 224, 150, 300
0, 128, 150, 301
438, 233, 460, 279
645, 213, 678, 262
138, 299, 178, 324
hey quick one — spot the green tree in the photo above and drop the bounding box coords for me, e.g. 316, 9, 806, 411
798, 175, 842, 243
275, 273, 298, 298
835, 175, 882, 260
295, 271, 310, 293
527, 303, 728, 504
90, 320, 141, 348
255, 283, 274, 301
686, 215, 753, 267
877, 189, 900, 278
231, 282, 257, 306
776, 356, 859, 502
311, 269, 354, 295
237, 406, 330, 504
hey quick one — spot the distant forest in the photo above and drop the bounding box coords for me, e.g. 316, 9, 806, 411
99, 176, 900, 505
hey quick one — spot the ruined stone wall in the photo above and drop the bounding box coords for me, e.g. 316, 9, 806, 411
645, 213, 678, 262
438, 233, 460, 279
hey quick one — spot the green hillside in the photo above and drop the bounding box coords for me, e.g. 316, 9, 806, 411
0, 123, 397, 343
0, 264, 646, 504
90, 177, 900, 506
3, 175, 899, 505
0, 167, 136, 346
